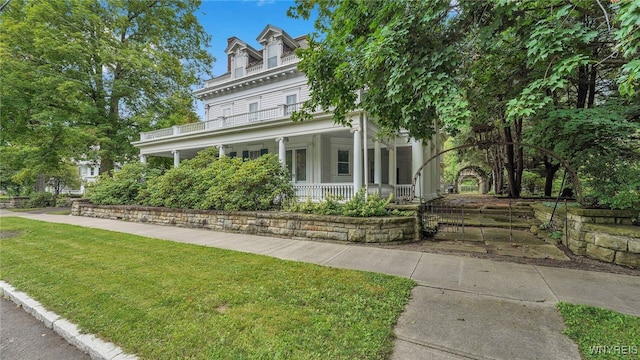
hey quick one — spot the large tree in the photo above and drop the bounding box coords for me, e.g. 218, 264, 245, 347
290, 0, 639, 207
0, 0, 213, 178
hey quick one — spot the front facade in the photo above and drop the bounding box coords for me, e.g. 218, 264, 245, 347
133, 25, 442, 202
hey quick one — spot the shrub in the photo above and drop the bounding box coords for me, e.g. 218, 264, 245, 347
285, 188, 397, 217
28, 192, 55, 208
138, 151, 294, 212
201, 154, 294, 211
89, 163, 162, 205
138, 149, 218, 209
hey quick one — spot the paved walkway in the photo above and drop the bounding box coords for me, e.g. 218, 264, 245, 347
1, 210, 639, 360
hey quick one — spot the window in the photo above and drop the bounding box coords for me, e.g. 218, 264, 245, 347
284, 94, 297, 115
337, 150, 350, 175
242, 149, 268, 161
89, 167, 95, 176
267, 43, 277, 68
249, 102, 258, 120
222, 107, 231, 118
234, 55, 244, 78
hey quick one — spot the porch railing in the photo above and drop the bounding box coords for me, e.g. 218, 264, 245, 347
293, 184, 414, 202
294, 183, 354, 202
395, 185, 412, 200
140, 102, 304, 141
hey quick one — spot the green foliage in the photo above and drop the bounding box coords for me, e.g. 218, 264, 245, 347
28, 192, 55, 208
557, 302, 640, 360
521, 170, 544, 196
286, 188, 399, 217
527, 104, 640, 210
289, 0, 469, 139
1, 0, 214, 174
139, 151, 294, 212
200, 154, 294, 212
89, 162, 162, 205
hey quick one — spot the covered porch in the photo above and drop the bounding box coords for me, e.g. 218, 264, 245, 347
134, 111, 441, 203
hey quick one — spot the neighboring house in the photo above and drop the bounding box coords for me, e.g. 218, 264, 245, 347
46, 161, 100, 195
133, 25, 442, 202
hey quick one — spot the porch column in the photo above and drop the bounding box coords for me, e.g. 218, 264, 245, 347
431, 136, 439, 197
217, 145, 226, 157
276, 137, 286, 168
172, 150, 180, 168
424, 140, 433, 199
140, 154, 147, 164
352, 126, 363, 192
388, 145, 396, 186
411, 138, 424, 200
374, 140, 382, 185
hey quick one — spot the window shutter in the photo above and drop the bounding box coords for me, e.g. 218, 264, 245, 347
242, 150, 249, 160
260, 148, 268, 156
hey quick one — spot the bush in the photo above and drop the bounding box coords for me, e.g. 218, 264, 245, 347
200, 154, 294, 211
28, 192, 55, 208
89, 163, 162, 205
138, 149, 218, 209
285, 188, 397, 217
138, 151, 294, 212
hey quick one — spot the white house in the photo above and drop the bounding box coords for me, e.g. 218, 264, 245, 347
133, 25, 442, 202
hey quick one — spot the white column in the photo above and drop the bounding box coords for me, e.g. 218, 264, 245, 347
217, 145, 226, 157
172, 150, 180, 168
352, 127, 363, 192
276, 137, 286, 168
431, 135, 439, 197
424, 141, 433, 199
388, 145, 396, 186
374, 140, 382, 185
140, 154, 147, 164
411, 138, 424, 200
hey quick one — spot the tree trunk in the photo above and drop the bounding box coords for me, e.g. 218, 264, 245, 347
543, 156, 560, 197
503, 125, 521, 198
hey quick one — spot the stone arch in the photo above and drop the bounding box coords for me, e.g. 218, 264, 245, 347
411, 141, 583, 202
455, 166, 490, 194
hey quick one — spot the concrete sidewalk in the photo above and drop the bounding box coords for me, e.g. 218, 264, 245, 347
2, 210, 639, 359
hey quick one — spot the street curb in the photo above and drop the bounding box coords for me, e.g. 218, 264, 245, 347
0, 281, 137, 360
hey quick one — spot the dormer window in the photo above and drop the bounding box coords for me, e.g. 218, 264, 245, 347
235, 62, 244, 78
267, 43, 278, 69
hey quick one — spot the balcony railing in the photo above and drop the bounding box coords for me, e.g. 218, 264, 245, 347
139, 102, 304, 141
204, 53, 300, 87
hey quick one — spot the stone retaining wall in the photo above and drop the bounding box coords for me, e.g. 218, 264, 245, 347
532, 204, 639, 268
71, 200, 418, 243
0, 196, 30, 209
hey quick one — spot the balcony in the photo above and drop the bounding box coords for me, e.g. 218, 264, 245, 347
139, 102, 303, 141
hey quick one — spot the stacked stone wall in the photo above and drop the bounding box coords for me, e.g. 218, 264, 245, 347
532, 204, 639, 268
0, 197, 30, 209
71, 200, 417, 243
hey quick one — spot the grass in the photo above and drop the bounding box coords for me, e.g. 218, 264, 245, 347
557, 302, 640, 360
0, 217, 415, 359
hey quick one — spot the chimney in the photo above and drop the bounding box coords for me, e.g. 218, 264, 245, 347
227, 37, 236, 72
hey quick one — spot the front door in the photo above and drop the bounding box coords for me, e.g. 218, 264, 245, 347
286, 148, 307, 183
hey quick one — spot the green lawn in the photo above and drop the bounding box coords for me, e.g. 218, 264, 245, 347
557, 303, 640, 360
0, 217, 415, 359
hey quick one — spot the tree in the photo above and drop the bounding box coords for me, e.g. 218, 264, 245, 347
288, 0, 469, 140
0, 0, 214, 177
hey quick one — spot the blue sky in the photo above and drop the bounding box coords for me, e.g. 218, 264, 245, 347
193, 0, 316, 119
